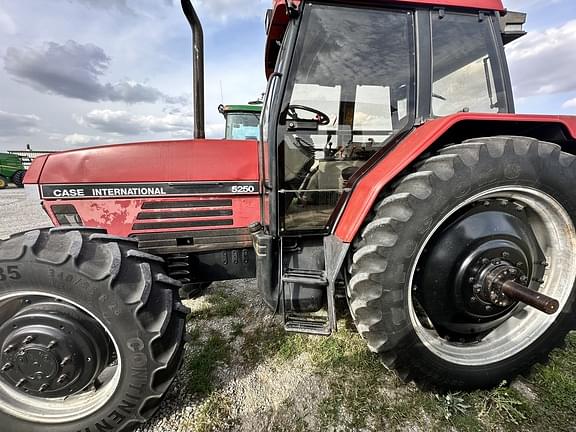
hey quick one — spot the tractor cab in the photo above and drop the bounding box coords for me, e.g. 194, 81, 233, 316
261, 1, 524, 235
218, 103, 262, 140
245, 0, 527, 332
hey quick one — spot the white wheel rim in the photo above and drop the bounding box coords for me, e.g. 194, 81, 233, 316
0, 292, 123, 423
408, 186, 576, 366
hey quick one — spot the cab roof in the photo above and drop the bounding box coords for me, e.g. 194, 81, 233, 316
222, 104, 262, 113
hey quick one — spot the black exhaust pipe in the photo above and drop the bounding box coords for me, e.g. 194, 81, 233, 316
181, 0, 205, 139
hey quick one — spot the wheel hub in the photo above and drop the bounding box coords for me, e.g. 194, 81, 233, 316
0, 301, 110, 398
415, 199, 546, 337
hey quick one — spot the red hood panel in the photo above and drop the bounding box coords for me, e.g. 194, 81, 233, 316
39, 139, 259, 184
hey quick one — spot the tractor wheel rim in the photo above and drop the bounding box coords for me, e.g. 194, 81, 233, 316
0, 292, 122, 423
408, 186, 576, 366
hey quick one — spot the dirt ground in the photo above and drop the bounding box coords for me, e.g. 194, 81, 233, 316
1, 188, 575, 432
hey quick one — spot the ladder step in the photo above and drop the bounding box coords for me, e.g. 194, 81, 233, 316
282, 269, 328, 286
284, 316, 331, 336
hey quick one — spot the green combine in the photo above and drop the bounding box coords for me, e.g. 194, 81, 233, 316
219, 103, 262, 140
0, 153, 26, 189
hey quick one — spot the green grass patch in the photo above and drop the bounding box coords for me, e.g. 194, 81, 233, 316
185, 330, 231, 395
192, 392, 237, 432
189, 289, 244, 320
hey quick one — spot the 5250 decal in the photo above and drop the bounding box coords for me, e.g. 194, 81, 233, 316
0, 265, 22, 281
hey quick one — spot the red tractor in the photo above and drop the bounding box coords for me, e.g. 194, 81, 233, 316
1, 1, 575, 431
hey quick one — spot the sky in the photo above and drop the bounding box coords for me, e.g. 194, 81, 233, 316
0, 0, 575, 152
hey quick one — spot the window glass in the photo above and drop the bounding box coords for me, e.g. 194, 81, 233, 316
226, 113, 260, 140
432, 12, 504, 116
280, 5, 415, 231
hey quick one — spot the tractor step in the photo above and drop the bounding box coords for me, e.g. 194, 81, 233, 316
282, 268, 328, 286
284, 315, 331, 336
281, 267, 333, 336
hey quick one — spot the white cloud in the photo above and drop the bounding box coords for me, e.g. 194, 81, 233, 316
193, 0, 268, 21
563, 98, 576, 109
0, 8, 16, 35
77, 109, 193, 136
63, 133, 107, 146
507, 20, 576, 97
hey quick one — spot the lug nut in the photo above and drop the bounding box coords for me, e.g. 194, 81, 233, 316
15, 379, 26, 388
502, 252, 510, 258
60, 356, 71, 367
39, 384, 49, 392
23, 336, 35, 344
1, 363, 13, 372
3, 345, 15, 354
46, 340, 57, 350
57, 374, 68, 384
482, 258, 490, 265
540, 261, 549, 267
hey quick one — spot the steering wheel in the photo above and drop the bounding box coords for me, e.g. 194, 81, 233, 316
287, 105, 331, 126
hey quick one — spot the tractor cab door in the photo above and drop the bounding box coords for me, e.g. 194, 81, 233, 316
274, 3, 416, 235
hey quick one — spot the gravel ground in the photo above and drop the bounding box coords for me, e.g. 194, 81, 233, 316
0, 186, 52, 239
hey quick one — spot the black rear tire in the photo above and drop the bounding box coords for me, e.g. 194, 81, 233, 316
0, 228, 189, 431
349, 136, 576, 389
11, 170, 26, 188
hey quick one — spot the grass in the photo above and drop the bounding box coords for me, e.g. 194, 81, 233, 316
185, 330, 231, 395
181, 284, 576, 432
188, 289, 244, 320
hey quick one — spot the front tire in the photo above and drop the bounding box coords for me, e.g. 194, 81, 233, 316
349, 136, 576, 389
0, 175, 7, 189
11, 170, 26, 188
0, 228, 188, 431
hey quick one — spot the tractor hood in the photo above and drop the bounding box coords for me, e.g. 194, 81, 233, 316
25, 139, 258, 186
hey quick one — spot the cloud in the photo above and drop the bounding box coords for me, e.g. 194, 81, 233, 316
62, 133, 108, 146
0, 7, 16, 35
193, 0, 268, 21
77, 109, 193, 136
507, 20, 576, 97
563, 98, 576, 109
0, 110, 40, 137
4, 40, 186, 105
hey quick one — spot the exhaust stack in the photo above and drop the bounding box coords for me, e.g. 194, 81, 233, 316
181, 0, 205, 139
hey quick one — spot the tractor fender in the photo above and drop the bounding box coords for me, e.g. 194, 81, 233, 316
334, 112, 576, 242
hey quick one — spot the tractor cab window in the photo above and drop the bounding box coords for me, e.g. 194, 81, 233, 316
225, 112, 260, 140
279, 4, 415, 232
432, 11, 506, 116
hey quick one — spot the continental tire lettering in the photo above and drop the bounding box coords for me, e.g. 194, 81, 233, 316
0, 265, 21, 281
108, 410, 126, 425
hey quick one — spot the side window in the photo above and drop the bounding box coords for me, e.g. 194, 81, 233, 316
432, 12, 505, 116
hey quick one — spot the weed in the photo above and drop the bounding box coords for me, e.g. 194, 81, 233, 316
478, 382, 527, 426
436, 392, 472, 421
185, 330, 231, 395
193, 392, 237, 432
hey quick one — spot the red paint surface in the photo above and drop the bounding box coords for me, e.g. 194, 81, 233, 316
266, 0, 506, 76
38, 139, 259, 183
334, 113, 576, 242
37, 139, 261, 236
23, 154, 48, 184
46, 196, 260, 237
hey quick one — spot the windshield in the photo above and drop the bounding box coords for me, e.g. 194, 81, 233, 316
279, 4, 415, 231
